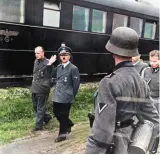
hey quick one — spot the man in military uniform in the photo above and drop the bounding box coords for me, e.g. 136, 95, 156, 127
132, 54, 148, 75
141, 50, 160, 154
49, 43, 80, 142
85, 27, 159, 154
31, 46, 57, 132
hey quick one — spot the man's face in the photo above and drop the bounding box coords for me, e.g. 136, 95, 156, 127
35, 48, 44, 60
60, 53, 70, 63
150, 56, 160, 68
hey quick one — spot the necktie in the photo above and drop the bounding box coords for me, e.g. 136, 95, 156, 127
62, 65, 64, 69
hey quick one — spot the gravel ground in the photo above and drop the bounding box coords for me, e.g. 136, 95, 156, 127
0, 121, 159, 154
0, 122, 90, 154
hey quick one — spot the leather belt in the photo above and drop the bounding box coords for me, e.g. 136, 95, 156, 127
116, 119, 134, 128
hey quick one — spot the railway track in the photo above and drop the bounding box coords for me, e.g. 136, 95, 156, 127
0, 74, 106, 88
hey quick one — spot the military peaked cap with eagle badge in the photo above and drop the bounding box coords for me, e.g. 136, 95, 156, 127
58, 43, 72, 55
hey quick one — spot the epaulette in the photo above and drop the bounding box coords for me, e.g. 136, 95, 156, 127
104, 72, 115, 78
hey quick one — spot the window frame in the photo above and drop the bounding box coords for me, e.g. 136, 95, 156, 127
129, 16, 143, 38
72, 5, 90, 32
43, 1, 61, 28
143, 21, 157, 40
91, 9, 107, 34
0, 0, 25, 24
112, 13, 128, 31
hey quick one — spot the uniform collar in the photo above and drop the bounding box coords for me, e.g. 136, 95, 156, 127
62, 61, 70, 68
114, 61, 134, 71
37, 57, 45, 64
152, 68, 159, 73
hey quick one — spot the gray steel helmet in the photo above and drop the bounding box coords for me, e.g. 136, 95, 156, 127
105, 27, 139, 57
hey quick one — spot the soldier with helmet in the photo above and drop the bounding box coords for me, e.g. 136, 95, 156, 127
85, 27, 159, 154
48, 43, 80, 142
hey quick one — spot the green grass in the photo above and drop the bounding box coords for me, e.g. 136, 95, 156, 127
0, 83, 98, 144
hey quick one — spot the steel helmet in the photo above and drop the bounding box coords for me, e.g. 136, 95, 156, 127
105, 27, 139, 57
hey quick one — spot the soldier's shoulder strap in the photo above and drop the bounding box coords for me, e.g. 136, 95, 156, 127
141, 67, 150, 79
104, 72, 115, 78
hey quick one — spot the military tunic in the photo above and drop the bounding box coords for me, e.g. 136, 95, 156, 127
141, 67, 159, 153
142, 67, 159, 99
85, 61, 159, 154
31, 58, 52, 94
52, 62, 80, 103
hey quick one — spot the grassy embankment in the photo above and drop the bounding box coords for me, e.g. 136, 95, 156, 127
0, 83, 98, 144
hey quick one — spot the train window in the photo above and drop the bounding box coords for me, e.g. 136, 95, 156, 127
0, 0, 25, 23
92, 9, 107, 33
130, 17, 143, 37
43, 0, 60, 27
72, 6, 90, 31
144, 22, 156, 39
112, 14, 128, 31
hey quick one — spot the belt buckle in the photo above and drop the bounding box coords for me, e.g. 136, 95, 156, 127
117, 121, 121, 127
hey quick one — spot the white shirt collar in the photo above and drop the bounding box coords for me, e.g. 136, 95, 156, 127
62, 61, 70, 68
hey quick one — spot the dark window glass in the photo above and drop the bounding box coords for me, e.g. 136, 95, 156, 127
130, 17, 143, 37
72, 6, 89, 31
0, 0, 25, 23
92, 9, 107, 33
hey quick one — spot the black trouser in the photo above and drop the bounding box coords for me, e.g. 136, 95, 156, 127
32, 93, 51, 128
53, 102, 73, 134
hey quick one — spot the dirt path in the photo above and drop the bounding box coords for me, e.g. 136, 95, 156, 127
0, 122, 90, 154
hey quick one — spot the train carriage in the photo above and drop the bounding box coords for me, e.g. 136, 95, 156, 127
0, 0, 159, 76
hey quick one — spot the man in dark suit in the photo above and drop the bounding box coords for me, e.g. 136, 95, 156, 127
31, 46, 57, 132
49, 43, 80, 142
